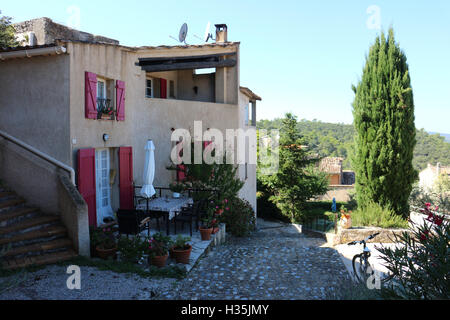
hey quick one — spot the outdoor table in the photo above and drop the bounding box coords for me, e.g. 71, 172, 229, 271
135, 196, 193, 235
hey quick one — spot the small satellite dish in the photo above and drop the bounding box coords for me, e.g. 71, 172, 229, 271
179, 23, 188, 43
169, 23, 188, 45
203, 21, 213, 42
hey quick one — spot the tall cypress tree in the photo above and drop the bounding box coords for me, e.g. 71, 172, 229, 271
352, 28, 417, 218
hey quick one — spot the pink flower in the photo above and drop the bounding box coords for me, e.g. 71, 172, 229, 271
225, 199, 228, 203
226, 207, 229, 211
216, 206, 219, 209
425, 203, 431, 208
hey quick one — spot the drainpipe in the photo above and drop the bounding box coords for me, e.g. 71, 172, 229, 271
0, 46, 67, 61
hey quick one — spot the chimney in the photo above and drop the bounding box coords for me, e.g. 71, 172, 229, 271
215, 24, 228, 43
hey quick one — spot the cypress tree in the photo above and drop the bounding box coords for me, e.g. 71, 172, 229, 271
352, 28, 417, 218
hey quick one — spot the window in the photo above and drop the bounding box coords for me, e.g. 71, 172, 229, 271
146, 78, 153, 98
169, 80, 175, 98
96, 77, 113, 117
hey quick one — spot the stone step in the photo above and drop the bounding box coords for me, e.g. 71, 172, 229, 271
0, 198, 25, 210
0, 225, 67, 246
0, 215, 59, 235
2, 249, 77, 270
2, 238, 73, 257
0, 207, 40, 223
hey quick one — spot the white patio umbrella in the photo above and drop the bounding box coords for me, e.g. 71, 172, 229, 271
140, 140, 156, 198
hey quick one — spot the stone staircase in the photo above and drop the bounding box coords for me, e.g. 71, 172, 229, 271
0, 187, 77, 270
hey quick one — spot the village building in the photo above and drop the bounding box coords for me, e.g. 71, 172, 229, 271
0, 18, 260, 266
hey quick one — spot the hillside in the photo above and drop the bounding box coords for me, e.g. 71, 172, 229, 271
257, 119, 450, 171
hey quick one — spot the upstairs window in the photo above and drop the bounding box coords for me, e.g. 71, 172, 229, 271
169, 80, 175, 98
145, 78, 153, 98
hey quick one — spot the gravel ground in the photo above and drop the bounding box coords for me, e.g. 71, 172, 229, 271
0, 220, 350, 300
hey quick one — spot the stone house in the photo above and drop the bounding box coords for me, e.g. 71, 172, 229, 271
0, 18, 260, 264
319, 157, 343, 185
419, 163, 450, 191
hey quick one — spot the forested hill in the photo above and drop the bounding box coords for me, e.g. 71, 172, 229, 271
257, 119, 450, 171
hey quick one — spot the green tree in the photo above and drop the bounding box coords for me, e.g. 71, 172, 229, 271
0, 11, 18, 48
260, 113, 328, 222
352, 28, 417, 218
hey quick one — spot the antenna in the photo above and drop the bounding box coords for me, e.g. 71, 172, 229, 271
169, 23, 188, 45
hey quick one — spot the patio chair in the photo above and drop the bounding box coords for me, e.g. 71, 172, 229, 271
116, 209, 151, 237
173, 201, 202, 237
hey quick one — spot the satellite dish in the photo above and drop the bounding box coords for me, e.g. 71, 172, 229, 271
179, 23, 188, 43
203, 22, 212, 42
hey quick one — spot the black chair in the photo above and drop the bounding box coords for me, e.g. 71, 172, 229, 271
173, 201, 202, 236
116, 209, 151, 237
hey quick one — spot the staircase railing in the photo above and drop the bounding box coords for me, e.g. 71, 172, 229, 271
0, 129, 75, 186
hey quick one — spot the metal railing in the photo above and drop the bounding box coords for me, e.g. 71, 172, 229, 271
0, 129, 76, 186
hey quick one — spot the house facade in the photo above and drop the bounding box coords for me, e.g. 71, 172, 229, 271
0, 18, 259, 257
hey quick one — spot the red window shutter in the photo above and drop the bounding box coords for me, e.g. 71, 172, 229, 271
119, 147, 134, 209
176, 141, 186, 182
116, 80, 125, 121
77, 148, 97, 227
85, 72, 98, 119
160, 78, 167, 99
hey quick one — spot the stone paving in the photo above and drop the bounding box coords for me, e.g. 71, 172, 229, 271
0, 219, 351, 300
158, 219, 351, 300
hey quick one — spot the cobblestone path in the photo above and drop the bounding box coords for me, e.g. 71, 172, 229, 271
158, 223, 350, 300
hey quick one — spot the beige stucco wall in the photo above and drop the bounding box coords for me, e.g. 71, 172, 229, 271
0, 54, 71, 164
66, 41, 256, 212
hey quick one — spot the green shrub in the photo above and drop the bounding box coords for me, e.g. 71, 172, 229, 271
221, 197, 256, 237
351, 202, 408, 229
377, 204, 450, 299
117, 236, 148, 264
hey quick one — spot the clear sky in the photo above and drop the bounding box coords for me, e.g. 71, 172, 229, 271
2, 0, 450, 133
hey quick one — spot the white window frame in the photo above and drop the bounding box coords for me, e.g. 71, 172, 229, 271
145, 77, 154, 98
97, 77, 107, 99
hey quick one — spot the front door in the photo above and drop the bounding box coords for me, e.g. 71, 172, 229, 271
95, 148, 113, 225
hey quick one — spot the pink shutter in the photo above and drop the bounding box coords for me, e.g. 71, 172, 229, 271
77, 148, 97, 227
85, 72, 98, 119
176, 141, 186, 182
160, 78, 167, 99
116, 80, 125, 121
119, 147, 134, 209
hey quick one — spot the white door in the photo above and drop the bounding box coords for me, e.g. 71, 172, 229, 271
95, 148, 113, 225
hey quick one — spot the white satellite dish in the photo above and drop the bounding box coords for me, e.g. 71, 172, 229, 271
169, 23, 188, 45
203, 21, 213, 42
179, 23, 188, 43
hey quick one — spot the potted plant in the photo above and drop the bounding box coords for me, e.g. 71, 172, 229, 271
170, 235, 192, 264
95, 227, 117, 260
169, 182, 185, 198
199, 214, 218, 241
339, 206, 352, 229
147, 232, 173, 268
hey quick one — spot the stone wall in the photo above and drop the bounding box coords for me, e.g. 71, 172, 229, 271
14, 17, 119, 46
318, 185, 354, 202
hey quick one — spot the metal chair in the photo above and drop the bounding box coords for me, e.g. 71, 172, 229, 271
116, 209, 151, 237
173, 201, 201, 236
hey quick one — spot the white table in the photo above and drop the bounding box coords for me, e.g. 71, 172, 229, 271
136, 196, 193, 234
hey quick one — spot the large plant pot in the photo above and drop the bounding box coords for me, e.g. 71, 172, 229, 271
171, 245, 192, 264
149, 253, 169, 268
96, 246, 117, 260
199, 227, 213, 241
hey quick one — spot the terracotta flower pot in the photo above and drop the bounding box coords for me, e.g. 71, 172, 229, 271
171, 245, 192, 264
149, 253, 169, 268
95, 246, 117, 260
199, 227, 213, 240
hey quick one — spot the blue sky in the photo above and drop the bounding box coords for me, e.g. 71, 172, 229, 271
3, 0, 450, 133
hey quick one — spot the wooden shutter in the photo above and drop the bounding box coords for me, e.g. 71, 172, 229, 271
85, 72, 98, 119
119, 147, 134, 209
116, 80, 125, 121
160, 78, 167, 99
77, 148, 97, 227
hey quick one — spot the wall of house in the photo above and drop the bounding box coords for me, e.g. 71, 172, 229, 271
176, 70, 215, 102
66, 41, 256, 211
0, 54, 71, 164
